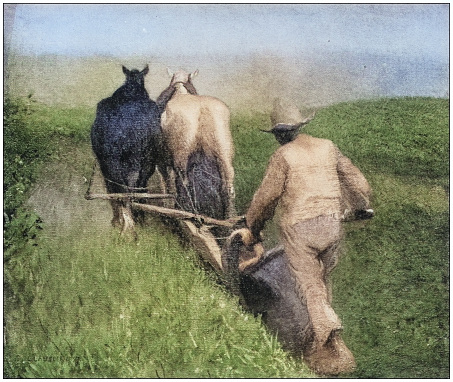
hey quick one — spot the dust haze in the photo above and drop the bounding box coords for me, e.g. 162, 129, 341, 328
5, 52, 448, 115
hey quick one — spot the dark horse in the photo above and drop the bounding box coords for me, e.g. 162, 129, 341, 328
91, 65, 161, 235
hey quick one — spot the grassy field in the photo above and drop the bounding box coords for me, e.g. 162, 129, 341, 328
304, 98, 449, 378
4, 96, 449, 378
3, 98, 314, 378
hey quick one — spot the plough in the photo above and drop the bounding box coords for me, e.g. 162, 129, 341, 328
84, 170, 247, 272
84, 166, 364, 370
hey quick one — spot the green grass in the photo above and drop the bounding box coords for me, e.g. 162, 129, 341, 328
307, 97, 449, 378
5, 223, 307, 378
4, 96, 449, 378
231, 111, 279, 214
307, 97, 449, 180
231, 97, 449, 378
3, 98, 313, 378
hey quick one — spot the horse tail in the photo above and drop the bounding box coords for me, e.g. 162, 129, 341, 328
175, 149, 226, 219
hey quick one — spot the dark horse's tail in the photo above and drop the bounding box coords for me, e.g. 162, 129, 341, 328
175, 150, 226, 220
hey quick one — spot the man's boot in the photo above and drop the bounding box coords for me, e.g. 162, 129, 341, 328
303, 330, 356, 376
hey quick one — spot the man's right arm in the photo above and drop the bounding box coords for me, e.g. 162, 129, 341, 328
246, 151, 287, 240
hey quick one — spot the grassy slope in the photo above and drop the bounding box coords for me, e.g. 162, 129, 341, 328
3, 101, 313, 378
4, 97, 449, 378
5, 223, 307, 378
308, 98, 449, 378
233, 97, 449, 378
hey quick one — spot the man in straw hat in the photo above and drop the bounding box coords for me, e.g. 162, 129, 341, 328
244, 98, 373, 375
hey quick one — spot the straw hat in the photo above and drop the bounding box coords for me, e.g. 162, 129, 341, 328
262, 98, 315, 134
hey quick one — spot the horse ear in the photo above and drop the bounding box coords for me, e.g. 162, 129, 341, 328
190, 69, 199, 80
167, 67, 173, 77
122, 65, 129, 76
141, 65, 149, 76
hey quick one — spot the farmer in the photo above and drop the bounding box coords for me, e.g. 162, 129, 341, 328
245, 98, 373, 375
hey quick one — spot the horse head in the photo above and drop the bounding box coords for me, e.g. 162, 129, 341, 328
122, 65, 149, 88
156, 68, 199, 111
167, 68, 199, 95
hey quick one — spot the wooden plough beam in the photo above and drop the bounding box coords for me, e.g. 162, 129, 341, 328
131, 202, 245, 273
131, 202, 244, 228
85, 187, 245, 272
85, 192, 175, 201
83, 162, 242, 271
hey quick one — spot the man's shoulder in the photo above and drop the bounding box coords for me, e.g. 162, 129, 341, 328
273, 135, 336, 166
282, 134, 334, 152
297, 133, 334, 145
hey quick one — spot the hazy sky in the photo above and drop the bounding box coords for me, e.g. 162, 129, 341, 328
9, 3, 449, 61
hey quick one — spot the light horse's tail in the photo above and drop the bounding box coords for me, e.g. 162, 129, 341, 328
175, 149, 227, 220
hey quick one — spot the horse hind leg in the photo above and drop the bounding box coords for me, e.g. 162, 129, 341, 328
119, 200, 137, 240
208, 140, 236, 218
226, 182, 236, 217
219, 162, 236, 218
106, 180, 122, 228
157, 164, 177, 208
110, 200, 122, 228
109, 198, 136, 239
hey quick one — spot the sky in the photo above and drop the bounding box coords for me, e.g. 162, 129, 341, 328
8, 3, 450, 62
4, 3, 450, 108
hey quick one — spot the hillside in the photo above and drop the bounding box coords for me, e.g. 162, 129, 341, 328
4, 96, 449, 378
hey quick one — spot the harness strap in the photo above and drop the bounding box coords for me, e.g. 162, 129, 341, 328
104, 177, 149, 192
86, 161, 149, 194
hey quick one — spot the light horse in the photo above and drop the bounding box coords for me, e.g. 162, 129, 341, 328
157, 69, 236, 219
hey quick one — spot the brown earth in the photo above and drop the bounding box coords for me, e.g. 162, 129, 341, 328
26, 144, 111, 235
25, 140, 173, 239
